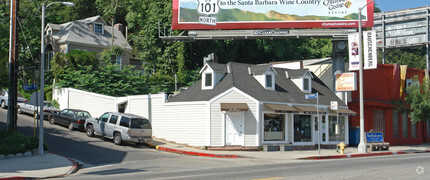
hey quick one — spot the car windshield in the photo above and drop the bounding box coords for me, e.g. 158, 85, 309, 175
17, 92, 24, 98
130, 118, 151, 129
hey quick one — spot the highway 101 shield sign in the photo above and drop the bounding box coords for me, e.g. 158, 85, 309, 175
197, 0, 220, 25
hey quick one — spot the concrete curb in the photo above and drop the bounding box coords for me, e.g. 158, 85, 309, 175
23, 152, 79, 179
145, 143, 244, 158
0, 177, 25, 180
303, 150, 430, 160
47, 152, 80, 175
145, 142, 430, 160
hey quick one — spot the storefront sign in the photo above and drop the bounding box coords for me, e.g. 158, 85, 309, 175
335, 72, 357, 91
173, 0, 374, 30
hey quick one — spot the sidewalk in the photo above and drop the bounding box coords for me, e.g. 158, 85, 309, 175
0, 140, 429, 179
146, 139, 430, 161
0, 152, 77, 180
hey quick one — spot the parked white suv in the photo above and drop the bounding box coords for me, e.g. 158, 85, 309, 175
85, 112, 152, 145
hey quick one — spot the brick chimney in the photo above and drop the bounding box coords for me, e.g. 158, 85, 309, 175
114, 23, 124, 35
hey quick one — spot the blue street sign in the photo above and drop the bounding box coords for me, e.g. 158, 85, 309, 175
23, 84, 37, 91
305, 93, 317, 99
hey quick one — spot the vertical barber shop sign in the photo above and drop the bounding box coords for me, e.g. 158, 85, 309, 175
197, 0, 220, 25
363, 30, 377, 69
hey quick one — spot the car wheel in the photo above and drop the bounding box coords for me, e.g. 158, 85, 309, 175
17, 106, 22, 114
0, 101, 6, 109
86, 125, 94, 137
68, 122, 74, 130
49, 117, 55, 124
113, 133, 122, 145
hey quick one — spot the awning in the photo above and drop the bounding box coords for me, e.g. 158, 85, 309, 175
220, 103, 248, 111
265, 104, 299, 113
330, 108, 357, 116
293, 105, 325, 114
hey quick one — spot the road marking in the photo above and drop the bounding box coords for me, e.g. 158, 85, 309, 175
253, 177, 285, 180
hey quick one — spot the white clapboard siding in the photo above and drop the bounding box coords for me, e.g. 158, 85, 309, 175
211, 89, 258, 146
52, 87, 69, 110
68, 89, 116, 117
129, 95, 208, 146
127, 95, 151, 118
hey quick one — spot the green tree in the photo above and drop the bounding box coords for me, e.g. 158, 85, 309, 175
0, 2, 9, 89
99, 46, 124, 64
51, 0, 99, 22
405, 77, 430, 123
380, 47, 426, 69
55, 63, 152, 96
51, 50, 98, 80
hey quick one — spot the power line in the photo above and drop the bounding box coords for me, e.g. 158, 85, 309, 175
17, 17, 36, 64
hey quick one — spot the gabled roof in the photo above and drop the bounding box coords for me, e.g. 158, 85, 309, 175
168, 62, 345, 106
285, 69, 314, 79
302, 57, 332, 66
199, 62, 228, 74
48, 15, 132, 50
248, 64, 277, 75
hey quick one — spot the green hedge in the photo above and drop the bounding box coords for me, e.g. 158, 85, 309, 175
0, 130, 48, 155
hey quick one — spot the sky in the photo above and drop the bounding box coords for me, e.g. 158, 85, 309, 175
376, 0, 429, 12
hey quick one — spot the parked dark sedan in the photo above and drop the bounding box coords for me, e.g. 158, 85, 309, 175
49, 109, 91, 131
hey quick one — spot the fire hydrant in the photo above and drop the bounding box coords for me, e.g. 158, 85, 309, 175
338, 142, 347, 155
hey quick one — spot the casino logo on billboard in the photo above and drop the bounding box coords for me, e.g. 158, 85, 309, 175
172, 0, 374, 29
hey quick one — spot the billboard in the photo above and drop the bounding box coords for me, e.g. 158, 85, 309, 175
172, 0, 374, 30
374, 6, 430, 48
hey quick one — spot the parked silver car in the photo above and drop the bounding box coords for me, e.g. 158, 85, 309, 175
84, 112, 152, 145
0, 89, 28, 109
17, 101, 60, 119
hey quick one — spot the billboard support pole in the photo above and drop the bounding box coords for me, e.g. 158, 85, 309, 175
426, 8, 429, 80
382, 14, 386, 64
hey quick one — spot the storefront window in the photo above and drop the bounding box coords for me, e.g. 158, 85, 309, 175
294, 115, 312, 142
427, 119, 430, 137
264, 114, 285, 141
392, 110, 399, 138
329, 116, 345, 141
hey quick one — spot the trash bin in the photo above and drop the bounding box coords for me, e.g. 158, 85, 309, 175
349, 127, 359, 146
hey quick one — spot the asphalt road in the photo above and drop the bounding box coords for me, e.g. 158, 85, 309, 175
61, 151, 430, 180
0, 108, 255, 176
2, 108, 430, 179
0, 109, 182, 165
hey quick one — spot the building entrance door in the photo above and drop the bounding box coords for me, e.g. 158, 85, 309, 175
225, 112, 244, 146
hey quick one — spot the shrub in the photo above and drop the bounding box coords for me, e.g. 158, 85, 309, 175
0, 130, 48, 155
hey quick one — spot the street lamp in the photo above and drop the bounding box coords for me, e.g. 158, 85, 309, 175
357, 0, 374, 154
39, 1, 74, 156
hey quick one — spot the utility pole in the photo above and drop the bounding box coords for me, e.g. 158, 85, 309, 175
8, 0, 19, 132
